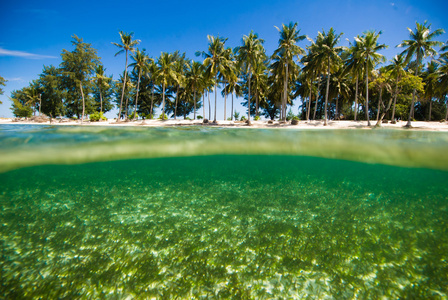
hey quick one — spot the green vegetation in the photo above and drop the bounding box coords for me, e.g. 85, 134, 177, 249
89, 111, 107, 122
0, 75, 6, 104
8, 22, 448, 123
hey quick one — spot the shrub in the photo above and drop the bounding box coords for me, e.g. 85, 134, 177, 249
90, 112, 107, 122
240, 116, 246, 121
128, 112, 138, 120
185, 117, 191, 120
254, 115, 260, 121
291, 116, 299, 125
197, 115, 203, 120
158, 113, 168, 120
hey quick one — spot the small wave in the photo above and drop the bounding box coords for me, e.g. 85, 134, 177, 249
1, 125, 448, 172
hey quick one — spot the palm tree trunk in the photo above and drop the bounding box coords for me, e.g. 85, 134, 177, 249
80, 81, 85, 124
150, 83, 154, 117
118, 50, 128, 121
248, 66, 252, 121
335, 95, 339, 120
231, 92, 234, 121
174, 86, 179, 120
313, 79, 320, 120
391, 76, 399, 122
214, 74, 217, 122
38, 94, 42, 116
283, 63, 288, 121
406, 53, 421, 127
324, 58, 330, 126
376, 87, 382, 122
224, 81, 227, 120
428, 96, 432, 121
208, 91, 211, 120
202, 93, 205, 119
365, 62, 371, 126
161, 82, 166, 119
125, 94, 129, 120
306, 78, 312, 121
133, 69, 142, 121
354, 75, 359, 121
445, 96, 448, 121
193, 89, 197, 120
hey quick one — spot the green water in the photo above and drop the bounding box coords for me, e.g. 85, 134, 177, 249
1, 125, 448, 299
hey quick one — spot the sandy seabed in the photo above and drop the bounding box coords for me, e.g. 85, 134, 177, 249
1, 117, 448, 131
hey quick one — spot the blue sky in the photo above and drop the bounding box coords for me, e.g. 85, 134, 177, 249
1, 0, 447, 118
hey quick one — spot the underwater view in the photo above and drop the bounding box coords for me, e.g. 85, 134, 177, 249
1, 125, 448, 299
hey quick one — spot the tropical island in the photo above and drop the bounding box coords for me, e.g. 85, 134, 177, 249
2, 21, 448, 129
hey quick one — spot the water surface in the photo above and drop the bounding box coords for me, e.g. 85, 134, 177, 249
1, 125, 447, 298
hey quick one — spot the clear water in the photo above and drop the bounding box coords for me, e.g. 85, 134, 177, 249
1, 125, 447, 299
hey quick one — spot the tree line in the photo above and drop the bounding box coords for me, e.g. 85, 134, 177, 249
7, 21, 448, 126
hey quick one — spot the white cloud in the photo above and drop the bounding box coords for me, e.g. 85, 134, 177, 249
0, 47, 57, 59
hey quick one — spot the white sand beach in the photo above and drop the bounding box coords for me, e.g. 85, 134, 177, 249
1, 117, 448, 131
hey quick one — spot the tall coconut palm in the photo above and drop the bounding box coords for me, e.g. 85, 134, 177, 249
251, 59, 268, 117
157, 52, 177, 119
235, 31, 266, 122
344, 38, 364, 120
302, 45, 325, 121
422, 61, 439, 121
146, 60, 159, 117
197, 35, 230, 122
273, 23, 306, 121
129, 48, 150, 120
172, 52, 188, 120
90, 65, 111, 113
187, 61, 204, 120
397, 21, 444, 127
219, 50, 237, 120
112, 31, 140, 121
384, 54, 407, 122
310, 28, 344, 125
356, 30, 387, 126
222, 64, 242, 121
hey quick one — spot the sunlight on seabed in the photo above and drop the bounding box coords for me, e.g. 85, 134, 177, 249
0, 125, 448, 172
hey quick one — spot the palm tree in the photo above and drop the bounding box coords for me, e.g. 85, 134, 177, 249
251, 59, 268, 117
273, 23, 306, 121
112, 31, 140, 121
422, 61, 439, 121
197, 35, 230, 122
187, 61, 204, 120
329, 64, 350, 120
129, 48, 150, 120
157, 52, 177, 119
310, 28, 344, 125
438, 45, 448, 121
235, 31, 266, 122
219, 50, 237, 120
222, 65, 242, 121
171, 52, 188, 120
146, 60, 158, 117
344, 38, 364, 120
384, 54, 407, 122
397, 21, 444, 127
90, 65, 111, 113
356, 30, 387, 126
302, 44, 325, 121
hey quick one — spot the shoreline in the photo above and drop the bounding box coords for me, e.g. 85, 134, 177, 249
1, 118, 448, 131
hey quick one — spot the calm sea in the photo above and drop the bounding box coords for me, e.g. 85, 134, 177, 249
1, 125, 447, 298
